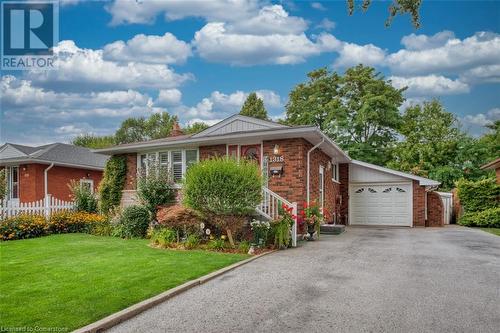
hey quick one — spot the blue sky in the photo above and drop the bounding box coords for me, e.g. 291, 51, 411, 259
1, 0, 499, 145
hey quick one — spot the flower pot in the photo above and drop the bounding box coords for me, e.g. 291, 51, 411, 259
307, 224, 315, 241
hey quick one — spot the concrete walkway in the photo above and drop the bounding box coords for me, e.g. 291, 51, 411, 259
107, 226, 500, 333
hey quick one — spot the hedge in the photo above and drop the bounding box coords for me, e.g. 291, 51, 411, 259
456, 178, 499, 213
1, 211, 109, 241
458, 207, 500, 228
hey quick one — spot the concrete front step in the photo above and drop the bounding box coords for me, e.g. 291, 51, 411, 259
320, 224, 346, 235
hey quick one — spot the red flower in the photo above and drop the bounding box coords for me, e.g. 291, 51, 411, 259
303, 202, 308, 208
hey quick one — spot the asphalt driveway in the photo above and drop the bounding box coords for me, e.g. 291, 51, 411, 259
107, 226, 500, 333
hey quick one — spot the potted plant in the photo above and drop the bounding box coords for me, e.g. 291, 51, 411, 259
301, 201, 322, 241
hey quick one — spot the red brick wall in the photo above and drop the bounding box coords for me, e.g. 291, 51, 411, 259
199, 145, 226, 160
427, 191, 444, 227
413, 180, 426, 227
124, 154, 137, 190
18, 163, 102, 202
339, 163, 349, 224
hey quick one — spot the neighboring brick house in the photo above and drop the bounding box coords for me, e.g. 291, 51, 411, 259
0, 143, 108, 203
480, 157, 500, 184
97, 114, 444, 227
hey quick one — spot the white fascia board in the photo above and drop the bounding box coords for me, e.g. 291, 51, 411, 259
95, 126, 319, 155
351, 160, 440, 186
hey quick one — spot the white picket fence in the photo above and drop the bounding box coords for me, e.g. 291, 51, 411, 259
0, 195, 74, 219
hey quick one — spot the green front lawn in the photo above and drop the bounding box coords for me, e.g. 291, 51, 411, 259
480, 228, 500, 236
0, 234, 248, 331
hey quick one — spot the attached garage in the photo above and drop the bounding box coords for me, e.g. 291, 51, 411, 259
348, 160, 440, 227
349, 183, 412, 226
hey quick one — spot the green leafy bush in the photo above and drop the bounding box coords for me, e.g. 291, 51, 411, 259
207, 238, 226, 251
137, 165, 176, 215
456, 178, 499, 213
238, 240, 250, 254
150, 227, 176, 247
183, 158, 262, 246
113, 205, 151, 238
99, 156, 127, 214
48, 211, 107, 234
0, 214, 48, 240
0, 168, 6, 199
69, 180, 98, 213
184, 234, 200, 250
458, 207, 500, 228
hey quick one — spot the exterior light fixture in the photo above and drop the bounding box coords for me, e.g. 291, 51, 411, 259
273, 144, 280, 155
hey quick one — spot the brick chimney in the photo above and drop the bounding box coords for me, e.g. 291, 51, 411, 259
170, 121, 184, 137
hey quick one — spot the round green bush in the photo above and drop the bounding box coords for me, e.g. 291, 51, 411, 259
183, 157, 262, 217
114, 205, 151, 238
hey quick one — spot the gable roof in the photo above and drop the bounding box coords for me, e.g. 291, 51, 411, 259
192, 114, 288, 138
351, 160, 440, 186
0, 143, 108, 170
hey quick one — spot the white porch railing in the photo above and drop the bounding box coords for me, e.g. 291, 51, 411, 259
256, 187, 298, 247
0, 195, 74, 219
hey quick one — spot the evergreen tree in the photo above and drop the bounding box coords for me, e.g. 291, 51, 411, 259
239, 92, 268, 120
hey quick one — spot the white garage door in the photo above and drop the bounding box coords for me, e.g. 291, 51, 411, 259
349, 183, 412, 226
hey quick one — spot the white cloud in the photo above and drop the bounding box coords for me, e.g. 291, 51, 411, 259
193, 23, 339, 65
311, 2, 327, 11
401, 30, 455, 50
107, 0, 260, 25
25, 40, 193, 91
459, 64, 500, 84
461, 108, 500, 136
387, 32, 500, 77
157, 89, 182, 106
316, 18, 335, 31
390, 75, 470, 96
227, 5, 308, 35
0, 75, 171, 144
103, 33, 192, 64
173, 89, 282, 122
334, 42, 386, 68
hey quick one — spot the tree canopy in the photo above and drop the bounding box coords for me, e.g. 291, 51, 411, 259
285, 65, 405, 165
239, 92, 268, 120
184, 122, 210, 135
115, 112, 178, 144
347, 0, 422, 28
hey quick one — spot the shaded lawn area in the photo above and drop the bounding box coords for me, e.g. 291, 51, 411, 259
0, 234, 248, 331
480, 228, 500, 236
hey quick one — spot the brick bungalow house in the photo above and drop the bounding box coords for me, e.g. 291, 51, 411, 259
0, 143, 108, 203
96, 114, 445, 227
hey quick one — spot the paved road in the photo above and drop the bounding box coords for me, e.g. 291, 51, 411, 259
108, 226, 500, 333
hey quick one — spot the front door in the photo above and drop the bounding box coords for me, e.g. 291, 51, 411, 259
240, 145, 261, 165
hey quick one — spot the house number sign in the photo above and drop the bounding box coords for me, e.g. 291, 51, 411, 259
269, 155, 284, 163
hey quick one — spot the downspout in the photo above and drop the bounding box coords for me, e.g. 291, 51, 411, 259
44, 163, 54, 198
306, 138, 325, 204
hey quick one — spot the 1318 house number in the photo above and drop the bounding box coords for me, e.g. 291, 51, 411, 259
269, 156, 284, 162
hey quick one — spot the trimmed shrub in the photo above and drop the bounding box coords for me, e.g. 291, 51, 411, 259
113, 205, 151, 238
183, 158, 262, 246
156, 205, 202, 235
0, 214, 48, 240
137, 165, 176, 215
458, 207, 500, 228
69, 180, 98, 213
48, 211, 107, 234
456, 178, 499, 213
99, 156, 127, 214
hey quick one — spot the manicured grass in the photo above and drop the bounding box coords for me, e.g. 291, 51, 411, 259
0, 234, 248, 331
480, 228, 500, 236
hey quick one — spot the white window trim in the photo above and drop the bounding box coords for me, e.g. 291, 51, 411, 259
137, 148, 199, 185
319, 165, 325, 210
6, 166, 20, 200
80, 179, 94, 194
331, 161, 339, 183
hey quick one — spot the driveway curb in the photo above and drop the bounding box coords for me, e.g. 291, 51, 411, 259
73, 250, 276, 333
